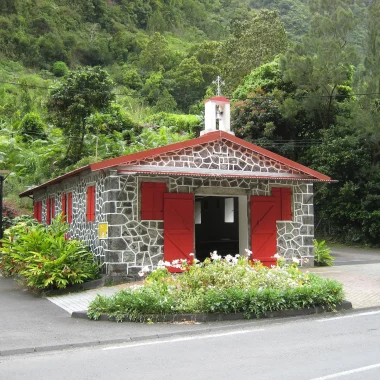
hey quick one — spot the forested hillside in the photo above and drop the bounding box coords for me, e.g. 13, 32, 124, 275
1, 0, 380, 246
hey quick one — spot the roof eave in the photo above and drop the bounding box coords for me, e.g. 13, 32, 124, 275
19, 165, 91, 198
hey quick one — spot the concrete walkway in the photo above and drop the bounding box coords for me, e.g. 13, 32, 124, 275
306, 263, 380, 309
47, 282, 142, 314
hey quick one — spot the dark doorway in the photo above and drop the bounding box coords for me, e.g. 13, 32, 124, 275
195, 196, 239, 262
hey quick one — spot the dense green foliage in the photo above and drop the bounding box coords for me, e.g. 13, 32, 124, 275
87, 256, 344, 322
0, 0, 380, 246
0, 215, 100, 290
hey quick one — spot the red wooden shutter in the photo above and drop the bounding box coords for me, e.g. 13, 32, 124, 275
86, 186, 95, 222
164, 193, 194, 272
37, 202, 42, 222
141, 182, 154, 220
67, 192, 73, 223
281, 188, 292, 221
51, 197, 55, 220
61, 194, 67, 221
141, 182, 167, 220
250, 196, 280, 267
153, 183, 166, 219
272, 187, 292, 220
33, 202, 38, 220
46, 198, 51, 225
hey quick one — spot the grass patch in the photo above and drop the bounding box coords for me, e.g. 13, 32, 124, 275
88, 255, 344, 322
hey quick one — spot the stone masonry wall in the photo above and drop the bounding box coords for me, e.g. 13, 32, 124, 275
33, 170, 108, 265
104, 174, 314, 276
31, 138, 315, 276
126, 139, 306, 175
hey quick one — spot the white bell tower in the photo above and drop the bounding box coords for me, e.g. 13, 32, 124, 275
201, 76, 234, 136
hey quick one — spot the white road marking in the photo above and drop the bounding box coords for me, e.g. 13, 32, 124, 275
317, 310, 380, 322
310, 362, 380, 379
102, 328, 265, 351
309, 271, 343, 274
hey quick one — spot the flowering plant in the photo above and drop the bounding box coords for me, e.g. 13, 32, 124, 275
88, 250, 344, 322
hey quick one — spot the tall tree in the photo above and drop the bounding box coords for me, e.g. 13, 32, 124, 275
47, 66, 115, 165
282, 0, 358, 130
215, 10, 288, 95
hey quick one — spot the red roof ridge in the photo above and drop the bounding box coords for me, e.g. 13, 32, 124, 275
20, 130, 332, 197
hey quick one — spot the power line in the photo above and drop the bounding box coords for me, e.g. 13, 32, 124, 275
1, 79, 380, 100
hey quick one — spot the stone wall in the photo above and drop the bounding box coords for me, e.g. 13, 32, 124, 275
33, 170, 108, 265
126, 139, 305, 175
31, 137, 315, 276
104, 173, 314, 276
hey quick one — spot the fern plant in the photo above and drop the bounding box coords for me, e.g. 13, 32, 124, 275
314, 239, 334, 267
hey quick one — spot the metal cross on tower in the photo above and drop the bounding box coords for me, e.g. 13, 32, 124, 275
213, 76, 225, 96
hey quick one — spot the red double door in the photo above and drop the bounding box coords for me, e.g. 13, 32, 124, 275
163, 188, 292, 269
163, 193, 194, 272
250, 188, 292, 266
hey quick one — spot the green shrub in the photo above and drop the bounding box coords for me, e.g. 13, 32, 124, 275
18, 112, 47, 142
143, 112, 201, 135
88, 254, 344, 322
0, 215, 100, 290
51, 61, 68, 77
314, 239, 334, 266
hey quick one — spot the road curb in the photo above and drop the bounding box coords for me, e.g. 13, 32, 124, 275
6, 301, 380, 359
71, 300, 353, 322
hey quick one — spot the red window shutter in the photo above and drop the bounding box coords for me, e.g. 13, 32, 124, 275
51, 197, 55, 220
281, 188, 292, 221
67, 192, 73, 223
141, 182, 154, 220
141, 182, 167, 220
272, 187, 292, 221
61, 194, 67, 221
46, 199, 51, 225
37, 202, 42, 222
33, 202, 38, 220
153, 183, 166, 219
86, 186, 95, 222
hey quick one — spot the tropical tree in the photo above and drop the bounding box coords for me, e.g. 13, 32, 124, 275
282, 0, 358, 130
46, 66, 115, 165
215, 10, 288, 94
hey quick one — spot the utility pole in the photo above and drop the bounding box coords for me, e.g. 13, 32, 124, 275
0, 170, 10, 240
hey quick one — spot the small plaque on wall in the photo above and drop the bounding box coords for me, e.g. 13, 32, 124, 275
98, 223, 108, 239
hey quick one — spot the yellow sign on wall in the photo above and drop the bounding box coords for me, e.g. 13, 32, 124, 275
98, 223, 108, 239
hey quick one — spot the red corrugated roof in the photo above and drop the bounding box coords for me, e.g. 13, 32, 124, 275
20, 131, 332, 198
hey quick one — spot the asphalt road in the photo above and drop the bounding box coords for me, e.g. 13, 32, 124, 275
1, 309, 380, 380
329, 247, 380, 266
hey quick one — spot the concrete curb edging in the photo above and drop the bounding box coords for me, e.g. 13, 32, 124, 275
71, 300, 353, 322
1, 301, 370, 358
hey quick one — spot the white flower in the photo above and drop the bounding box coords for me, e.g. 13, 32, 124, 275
245, 249, 252, 255
225, 254, 233, 262
189, 253, 195, 257
273, 253, 281, 259
210, 251, 221, 261
292, 257, 300, 264
164, 261, 171, 267
172, 259, 180, 265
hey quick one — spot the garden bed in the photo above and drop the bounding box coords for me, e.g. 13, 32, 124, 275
87, 253, 345, 323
